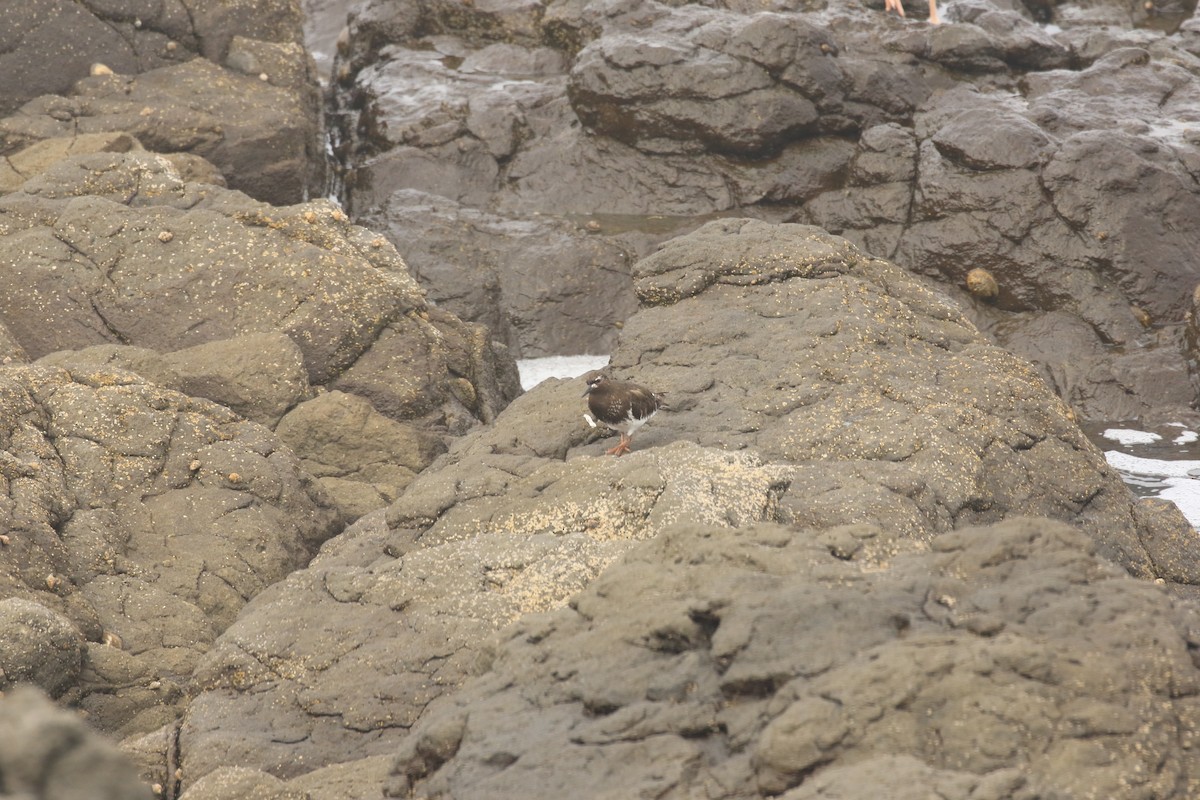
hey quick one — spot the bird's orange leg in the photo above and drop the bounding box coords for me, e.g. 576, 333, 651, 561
928, 0, 940, 23
605, 433, 631, 456
885, 0, 906, 17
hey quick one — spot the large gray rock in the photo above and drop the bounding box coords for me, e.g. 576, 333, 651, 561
0, 152, 520, 518
386, 517, 1200, 799
567, 14, 840, 156
174, 221, 1196, 795
620, 219, 1190, 577
274, 390, 447, 519
1, 53, 323, 205
0, 363, 341, 736
0, 0, 189, 118
0, 685, 154, 800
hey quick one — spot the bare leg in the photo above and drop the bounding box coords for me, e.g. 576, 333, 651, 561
605, 433, 631, 456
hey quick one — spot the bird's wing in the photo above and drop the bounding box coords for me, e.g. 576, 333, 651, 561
626, 386, 661, 418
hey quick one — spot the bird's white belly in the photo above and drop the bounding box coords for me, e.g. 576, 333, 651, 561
610, 408, 655, 436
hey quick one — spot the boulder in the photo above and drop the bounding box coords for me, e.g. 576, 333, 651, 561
0, 132, 145, 194
386, 518, 1200, 799
0, 363, 341, 735
1, 56, 323, 205
175, 221, 1197, 794
41, 332, 311, 429
0, 149, 520, 435
0, 685, 154, 800
274, 390, 447, 520
0, 0, 189, 118
621, 220, 1190, 576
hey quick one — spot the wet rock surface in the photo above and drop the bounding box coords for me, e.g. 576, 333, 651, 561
331, 0, 1200, 424
0, 1, 323, 205
356, 189, 638, 357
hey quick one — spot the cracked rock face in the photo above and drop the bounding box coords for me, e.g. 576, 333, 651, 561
171, 221, 1199, 797
0, 363, 341, 735
386, 518, 1200, 800
330, 0, 1200, 422
1, 151, 520, 519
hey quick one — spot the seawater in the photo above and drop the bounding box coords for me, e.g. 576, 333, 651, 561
1096, 425, 1200, 529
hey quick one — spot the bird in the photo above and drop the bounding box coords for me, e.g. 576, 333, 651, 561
885, 0, 940, 24
582, 371, 663, 456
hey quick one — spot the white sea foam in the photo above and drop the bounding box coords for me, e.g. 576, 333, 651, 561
1101, 428, 1162, 445
517, 355, 610, 390
1104, 450, 1200, 478
1103, 425, 1200, 529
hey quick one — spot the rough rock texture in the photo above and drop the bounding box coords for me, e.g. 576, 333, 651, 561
356, 189, 638, 358
0, 0, 323, 205
175, 222, 1197, 796
0, 598, 85, 698
0, 363, 341, 737
274, 390, 447, 519
618, 220, 1190, 577
0, 685, 154, 800
386, 517, 1200, 799
801, 51, 1200, 421
41, 332, 311, 429
0, 132, 147, 194
6, 1, 1200, 799
0, 56, 323, 206
0, 151, 520, 518
330, 0, 1200, 421
180, 440, 784, 782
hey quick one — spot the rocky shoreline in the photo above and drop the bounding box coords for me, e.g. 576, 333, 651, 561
2, 0, 1200, 797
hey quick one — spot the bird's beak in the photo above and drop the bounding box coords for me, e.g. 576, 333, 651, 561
582, 387, 592, 397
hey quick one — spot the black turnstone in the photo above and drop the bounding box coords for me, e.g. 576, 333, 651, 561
582, 370, 663, 456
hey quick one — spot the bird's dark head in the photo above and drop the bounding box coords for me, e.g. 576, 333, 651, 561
582, 370, 606, 397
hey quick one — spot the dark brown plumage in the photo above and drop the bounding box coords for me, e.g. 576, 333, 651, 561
582, 370, 663, 456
